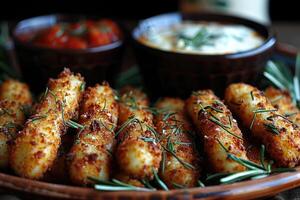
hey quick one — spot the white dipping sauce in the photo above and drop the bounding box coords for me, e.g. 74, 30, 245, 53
140, 22, 265, 55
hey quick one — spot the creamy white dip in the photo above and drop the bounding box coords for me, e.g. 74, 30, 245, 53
139, 22, 265, 55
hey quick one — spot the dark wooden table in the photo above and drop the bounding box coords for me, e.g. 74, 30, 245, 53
273, 22, 300, 49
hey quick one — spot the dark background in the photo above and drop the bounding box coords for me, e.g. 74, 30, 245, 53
0, 0, 298, 22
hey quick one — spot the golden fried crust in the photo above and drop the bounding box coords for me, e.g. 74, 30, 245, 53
68, 83, 119, 185
0, 79, 32, 106
10, 68, 84, 179
154, 97, 201, 188
225, 83, 300, 167
186, 90, 247, 173
0, 80, 32, 169
115, 87, 162, 180
265, 87, 300, 126
43, 134, 74, 183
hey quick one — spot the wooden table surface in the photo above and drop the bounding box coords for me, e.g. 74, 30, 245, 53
273, 22, 300, 49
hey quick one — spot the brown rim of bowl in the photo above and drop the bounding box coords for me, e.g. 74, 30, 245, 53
0, 167, 299, 199
13, 14, 123, 54
132, 12, 276, 59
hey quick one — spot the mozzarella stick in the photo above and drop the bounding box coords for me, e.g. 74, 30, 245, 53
265, 86, 300, 126
10, 68, 84, 179
225, 83, 300, 167
68, 83, 119, 185
0, 80, 32, 168
43, 134, 74, 183
115, 86, 162, 180
154, 98, 201, 188
186, 90, 248, 173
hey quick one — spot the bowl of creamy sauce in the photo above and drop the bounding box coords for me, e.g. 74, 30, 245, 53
132, 12, 276, 98
138, 21, 265, 55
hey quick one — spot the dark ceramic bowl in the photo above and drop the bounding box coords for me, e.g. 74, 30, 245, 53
132, 13, 276, 98
13, 14, 124, 93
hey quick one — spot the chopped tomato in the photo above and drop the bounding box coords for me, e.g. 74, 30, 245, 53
30, 19, 120, 49
65, 36, 87, 49
87, 27, 111, 47
99, 19, 120, 37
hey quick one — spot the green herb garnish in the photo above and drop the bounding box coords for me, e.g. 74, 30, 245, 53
207, 143, 295, 184
264, 54, 300, 108
89, 177, 154, 192
114, 116, 137, 138
28, 114, 47, 122
152, 167, 168, 191
263, 123, 280, 135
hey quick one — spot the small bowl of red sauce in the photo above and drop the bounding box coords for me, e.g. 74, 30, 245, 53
13, 14, 124, 92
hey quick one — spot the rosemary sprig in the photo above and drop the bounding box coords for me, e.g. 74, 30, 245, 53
174, 141, 192, 145
80, 82, 85, 92
152, 167, 168, 191
250, 91, 255, 101
28, 114, 47, 123
270, 95, 283, 103
141, 179, 155, 189
250, 109, 277, 130
139, 136, 156, 143
285, 112, 297, 117
89, 177, 154, 192
208, 143, 295, 184
208, 117, 242, 140
206, 172, 231, 181
145, 124, 158, 138
179, 28, 217, 48
114, 116, 137, 138
162, 112, 176, 121
172, 182, 186, 189
204, 105, 223, 113
228, 116, 232, 128
264, 54, 300, 108
161, 150, 166, 175
66, 120, 85, 130
162, 145, 195, 170
263, 123, 280, 135
220, 170, 266, 184
197, 180, 205, 187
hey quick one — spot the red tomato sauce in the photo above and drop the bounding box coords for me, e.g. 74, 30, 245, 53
19, 19, 121, 49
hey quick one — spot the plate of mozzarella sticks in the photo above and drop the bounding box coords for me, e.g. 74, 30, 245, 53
0, 50, 300, 199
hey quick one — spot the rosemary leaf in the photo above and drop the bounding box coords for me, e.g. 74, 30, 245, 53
260, 145, 266, 169
115, 116, 136, 138
227, 154, 265, 170
206, 172, 231, 181
250, 91, 254, 101
140, 136, 156, 143
163, 112, 176, 121
197, 180, 205, 187
89, 177, 154, 192
28, 115, 47, 123
220, 170, 266, 184
161, 150, 166, 175
172, 182, 186, 189
204, 105, 223, 113
250, 174, 269, 180
66, 120, 85, 130
250, 113, 257, 130
209, 117, 242, 140
162, 145, 195, 170
152, 168, 169, 191
263, 123, 280, 135
80, 82, 86, 91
